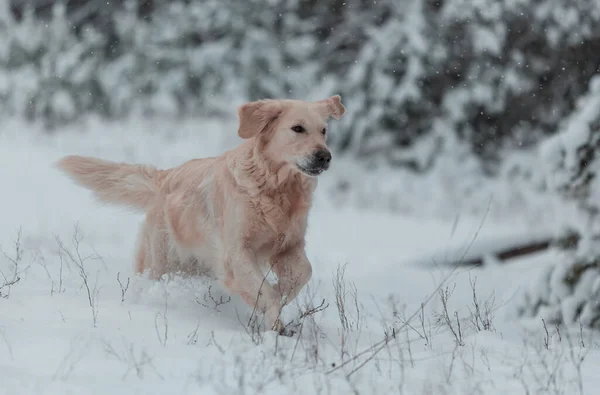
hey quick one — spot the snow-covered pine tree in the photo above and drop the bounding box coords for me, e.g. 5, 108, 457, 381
3, 0, 600, 177
101, 0, 318, 118
330, 0, 433, 166
515, 75, 600, 329
439, 0, 600, 171
0, 2, 107, 128
326, 0, 600, 172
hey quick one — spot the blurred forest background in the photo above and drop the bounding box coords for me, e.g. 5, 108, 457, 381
3, 0, 598, 167
3, 0, 600, 328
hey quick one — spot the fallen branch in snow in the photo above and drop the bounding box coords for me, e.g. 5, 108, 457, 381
439, 229, 580, 267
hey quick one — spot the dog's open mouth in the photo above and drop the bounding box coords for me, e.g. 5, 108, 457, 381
296, 164, 326, 177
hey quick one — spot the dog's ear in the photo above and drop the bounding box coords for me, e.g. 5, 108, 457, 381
316, 95, 346, 120
237, 99, 283, 139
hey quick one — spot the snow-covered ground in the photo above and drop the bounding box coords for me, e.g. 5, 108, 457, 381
1, 117, 598, 394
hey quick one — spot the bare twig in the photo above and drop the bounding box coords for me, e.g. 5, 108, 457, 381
154, 286, 169, 346
36, 251, 63, 295
53, 337, 90, 381
277, 297, 330, 353
542, 318, 550, 350
208, 330, 226, 354
0, 228, 24, 298
332, 263, 361, 358
0, 276, 21, 298
454, 311, 463, 346
467, 273, 496, 332
421, 303, 431, 348
187, 321, 201, 345
299, 298, 329, 319
197, 285, 231, 311
326, 196, 493, 376
236, 307, 265, 345
433, 284, 464, 346
246, 265, 278, 333
564, 321, 591, 395
288, 282, 328, 365
404, 323, 414, 369
444, 343, 460, 384
103, 340, 164, 380
55, 224, 101, 327
117, 272, 130, 303
0, 327, 13, 361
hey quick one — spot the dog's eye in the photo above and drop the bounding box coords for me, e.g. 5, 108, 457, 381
321, 128, 327, 135
291, 125, 305, 133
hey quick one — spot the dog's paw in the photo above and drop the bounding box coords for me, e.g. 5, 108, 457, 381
277, 318, 302, 337
278, 326, 297, 337
270, 318, 284, 333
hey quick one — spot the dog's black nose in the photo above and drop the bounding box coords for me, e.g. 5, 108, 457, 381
314, 149, 332, 165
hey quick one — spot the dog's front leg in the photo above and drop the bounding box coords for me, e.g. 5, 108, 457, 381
225, 249, 285, 332
270, 243, 313, 307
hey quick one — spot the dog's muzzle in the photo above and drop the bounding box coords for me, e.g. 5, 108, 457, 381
296, 149, 332, 176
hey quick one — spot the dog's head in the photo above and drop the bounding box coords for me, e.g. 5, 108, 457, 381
237, 95, 346, 177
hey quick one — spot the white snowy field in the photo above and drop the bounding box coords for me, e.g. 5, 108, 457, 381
1, 117, 599, 395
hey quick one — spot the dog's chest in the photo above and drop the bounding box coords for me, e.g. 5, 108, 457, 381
250, 186, 311, 249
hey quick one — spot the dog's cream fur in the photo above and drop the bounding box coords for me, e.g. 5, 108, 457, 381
56, 95, 346, 332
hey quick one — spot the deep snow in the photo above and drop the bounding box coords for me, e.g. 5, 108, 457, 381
1, 117, 598, 395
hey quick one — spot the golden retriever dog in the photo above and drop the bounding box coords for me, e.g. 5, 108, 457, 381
56, 95, 346, 334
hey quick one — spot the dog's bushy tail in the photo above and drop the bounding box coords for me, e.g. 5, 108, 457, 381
56, 155, 162, 211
